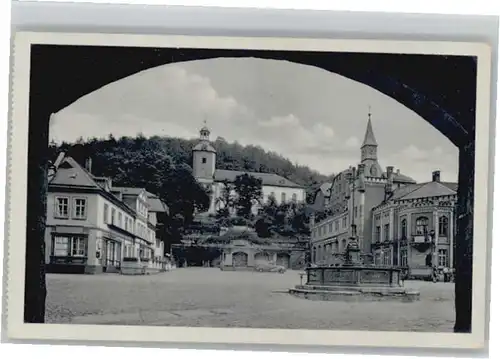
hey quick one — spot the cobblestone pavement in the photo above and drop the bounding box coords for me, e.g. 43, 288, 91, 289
46, 268, 455, 332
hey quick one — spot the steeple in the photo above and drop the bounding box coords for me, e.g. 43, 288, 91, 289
361, 107, 378, 148
199, 118, 210, 141
360, 106, 379, 168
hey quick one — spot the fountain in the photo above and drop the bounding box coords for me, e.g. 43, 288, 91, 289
289, 165, 420, 302
289, 237, 420, 302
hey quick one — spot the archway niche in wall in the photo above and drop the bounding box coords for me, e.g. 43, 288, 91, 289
27, 44, 476, 333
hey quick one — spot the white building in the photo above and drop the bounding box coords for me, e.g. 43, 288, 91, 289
45, 155, 168, 274
192, 124, 306, 215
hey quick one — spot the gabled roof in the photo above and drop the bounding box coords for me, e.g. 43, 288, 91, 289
146, 192, 169, 214
50, 157, 100, 188
315, 182, 332, 197
49, 156, 169, 217
442, 182, 458, 192
214, 169, 303, 189
319, 182, 332, 196
361, 117, 378, 147
390, 181, 457, 201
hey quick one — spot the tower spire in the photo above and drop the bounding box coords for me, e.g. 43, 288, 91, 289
199, 116, 210, 141
361, 106, 377, 147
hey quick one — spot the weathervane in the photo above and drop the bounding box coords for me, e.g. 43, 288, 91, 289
368, 105, 372, 120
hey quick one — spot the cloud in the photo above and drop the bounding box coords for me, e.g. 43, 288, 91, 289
51, 58, 459, 182
345, 136, 360, 148
384, 144, 458, 183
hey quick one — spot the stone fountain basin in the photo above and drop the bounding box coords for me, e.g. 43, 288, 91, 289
288, 265, 420, 302
289, 284, 420, 302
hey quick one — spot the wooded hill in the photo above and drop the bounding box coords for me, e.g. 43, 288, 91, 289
49, 134, 333, 204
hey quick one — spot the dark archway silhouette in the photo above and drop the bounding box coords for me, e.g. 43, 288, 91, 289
27, 45, 476, 333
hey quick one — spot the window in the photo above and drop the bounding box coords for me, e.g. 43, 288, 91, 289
375, 226, 381, 242
439, 216, 449, 236
335, 220, 339, 231
354, 206, 357, 218
202, 157, 207, 164
53, 236, 86, 257
342, 217, 347, 228
55, 197, 69, 218
383, 250, 391, 265
71, 237, 86, 256
281, 192, 286, 203
384, 224, 390, 241
73, 198, 87, 219
103, 204, 109, 224
118, 212, 123, 228
400, 249, 408, 267
370, 164, 378, 176
111, 208, 116, 225
292, 193, 297, 202
401, 218, 407, 239
328, 223, 333, 233
438, 249, 448, 267
125, 216, 128, 231
416, 217, 429, 235
53, 236, 69, 256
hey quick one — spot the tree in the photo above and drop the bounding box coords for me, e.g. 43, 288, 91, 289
215, 180, 235, 219
233, 174, 263, 219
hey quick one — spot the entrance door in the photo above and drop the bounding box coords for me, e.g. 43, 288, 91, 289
232, 252, 248, 267
276, 253, 291, 268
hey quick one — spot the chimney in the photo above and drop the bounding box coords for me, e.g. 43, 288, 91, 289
432, 170, 441, 182
85, 157, 93, 174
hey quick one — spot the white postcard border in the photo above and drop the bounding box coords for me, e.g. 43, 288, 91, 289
6, 31, 493, 350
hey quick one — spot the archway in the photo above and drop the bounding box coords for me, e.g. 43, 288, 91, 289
26, 44, 476, 333
276, 253, 291, 269
232, 252, 249, 267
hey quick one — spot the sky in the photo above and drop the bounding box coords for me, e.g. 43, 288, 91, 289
50, 57, 459, 183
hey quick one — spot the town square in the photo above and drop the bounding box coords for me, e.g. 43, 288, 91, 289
46, 268, 455, 332
17, 42, 482, 340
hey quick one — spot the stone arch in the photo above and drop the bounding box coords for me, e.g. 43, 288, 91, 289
26, 44, 477, 331
276, 252, 291, 268
232, 252, 248, 267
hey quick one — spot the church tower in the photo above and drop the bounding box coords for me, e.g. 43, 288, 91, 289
192, 122, 217, 182
360, 109, 382, 177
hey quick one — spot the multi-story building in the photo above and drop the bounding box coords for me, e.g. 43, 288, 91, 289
371, 170, 457, 276
310, 113, 417, 264
192, 124, 306, 215
45, 155, 168, 274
